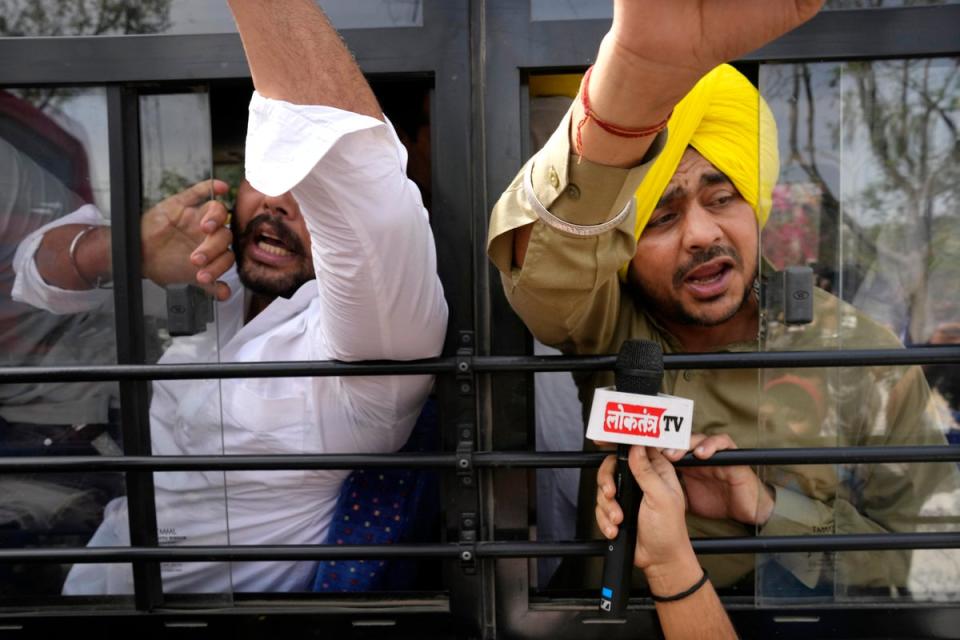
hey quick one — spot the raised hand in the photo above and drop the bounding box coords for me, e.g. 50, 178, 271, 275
609, 0, 824, 83
581, 0, 824, 166
140, 179, 234, 300
663, 433, 776, 526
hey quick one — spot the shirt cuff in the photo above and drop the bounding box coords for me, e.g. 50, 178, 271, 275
762, 484, 835, 534
529, 107, 666, 227
245, 91, 385, 197
11, 204, 113, 314
760, 485, 834, 590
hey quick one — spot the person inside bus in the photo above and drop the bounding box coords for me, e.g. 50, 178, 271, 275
12, 0, 447, 594
487, 0, 959, 597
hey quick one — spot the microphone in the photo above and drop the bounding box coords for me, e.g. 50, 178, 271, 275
598, 339, 664, 616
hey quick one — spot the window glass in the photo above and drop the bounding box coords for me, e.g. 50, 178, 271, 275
132, 89, 237, 600
826, 0, 958, 7
758, 58, 960, 604
0, 86, 129, 604
524, 75, 581, 589
530, 0, 958, 22
83, 79, 442, 600
530, 0, 611, 22
0, 0, 422, 36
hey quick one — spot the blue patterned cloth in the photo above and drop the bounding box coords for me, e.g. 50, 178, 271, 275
313, 398, 439, 592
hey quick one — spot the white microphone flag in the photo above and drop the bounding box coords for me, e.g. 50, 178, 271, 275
585, 387, 693, 450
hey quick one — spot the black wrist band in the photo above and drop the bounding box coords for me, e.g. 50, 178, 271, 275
650, 567, 709, 603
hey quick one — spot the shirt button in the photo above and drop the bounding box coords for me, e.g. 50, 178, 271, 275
549, 167, 560, 189
565, 184, 581, 200
682, 370, 694, 381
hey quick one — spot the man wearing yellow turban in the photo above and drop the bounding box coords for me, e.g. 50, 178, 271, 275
488, 0, 955, 600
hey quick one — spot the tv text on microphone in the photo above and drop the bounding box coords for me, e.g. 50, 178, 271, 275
586, 388, 693, 449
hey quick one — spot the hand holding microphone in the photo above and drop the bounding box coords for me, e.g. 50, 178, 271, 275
595, 339, 669, 615
598, 446, 698, 584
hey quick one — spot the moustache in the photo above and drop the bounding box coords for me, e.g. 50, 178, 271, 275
235, 214, 305, 255
672, 245, 744, 289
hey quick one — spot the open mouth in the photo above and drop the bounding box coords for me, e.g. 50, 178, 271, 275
256, 230, 294, 257
680, 257, 736, 299
684, 259, 732, 285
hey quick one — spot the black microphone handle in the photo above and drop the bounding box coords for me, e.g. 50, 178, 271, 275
598, 443, 642, 616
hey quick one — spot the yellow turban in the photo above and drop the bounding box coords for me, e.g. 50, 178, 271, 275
619, 64, 780, 280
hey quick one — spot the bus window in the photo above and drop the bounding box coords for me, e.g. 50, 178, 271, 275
0, 86, 129, 604
758, 57, 960, 604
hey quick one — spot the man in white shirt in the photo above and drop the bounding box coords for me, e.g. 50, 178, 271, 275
12, 0, 448, 594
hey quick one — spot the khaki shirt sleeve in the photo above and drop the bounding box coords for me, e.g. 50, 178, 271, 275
487, 107, 664, 354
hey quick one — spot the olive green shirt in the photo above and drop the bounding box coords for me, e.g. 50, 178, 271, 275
488, 109, 957, 594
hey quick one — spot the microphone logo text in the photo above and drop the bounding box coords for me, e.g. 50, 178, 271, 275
603, 402, 667, 437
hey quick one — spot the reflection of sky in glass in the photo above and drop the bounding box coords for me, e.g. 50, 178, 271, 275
21, 90, 112, 215
763, 59, 959, 229
531, 0, 611, 21
139, 93, 212, 207
529, 0, 956, 22
840, 59, 960, 227
167, 0, 422, 32
0, 0, 422, 36
761, 58, 960, 342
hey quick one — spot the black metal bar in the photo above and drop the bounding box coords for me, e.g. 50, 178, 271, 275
0, 544, 459, 563
2, 445, 958, 474
106, 85, 163, 610
0, 358, 458, 383
2, 346, 959, 384
501, 6, 960, 73
474, 346, 960, 373
746, 5, 960, 62
0, 28, 445, 86
473, 446, 960, 469
3, 531, 959, 564
0, 453, 458, 472
487, 532, 960, 558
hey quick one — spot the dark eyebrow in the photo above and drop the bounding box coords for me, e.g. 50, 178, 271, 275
701, 171, 733, 188
654, 172, 733, 210
655, 185, 686, 210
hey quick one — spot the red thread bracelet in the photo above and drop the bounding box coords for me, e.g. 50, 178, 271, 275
575, 65, 672, 158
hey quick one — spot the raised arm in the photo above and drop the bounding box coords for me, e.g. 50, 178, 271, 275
227, 1, 446, 434
227, 0, 380, 118
510, 0, 823, 268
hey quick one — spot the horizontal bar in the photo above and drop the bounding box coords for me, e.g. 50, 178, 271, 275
0, 453, 457, 473
476, 446, 960, 469
514, 531, 960, 557
3, 532, 959, 564
0, 544, 457, 563
0, 27, 444, 85
0, 358, 457, 383
2, 446, 958, 473
2, 347, 959, 384
477, 346, 960, 373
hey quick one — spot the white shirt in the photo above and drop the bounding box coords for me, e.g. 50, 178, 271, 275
13, 93, 448, 594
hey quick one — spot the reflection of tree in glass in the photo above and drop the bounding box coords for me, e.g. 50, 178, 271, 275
149, 169, 192, 210
0, 0, 171, 37
847, 58, 960, 344
763, 62, 872, 294
1, 0, 172, 111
